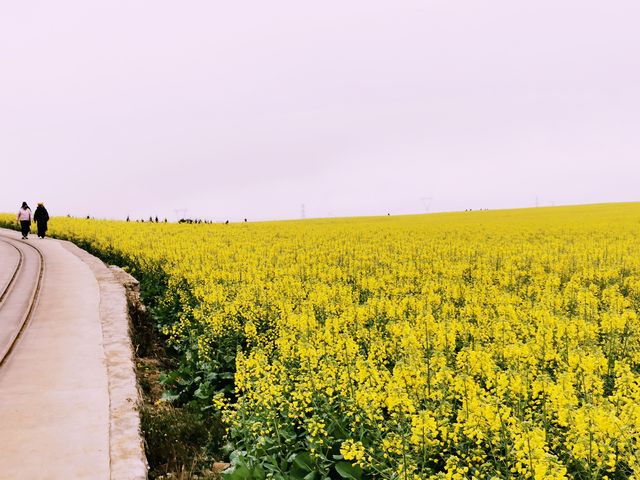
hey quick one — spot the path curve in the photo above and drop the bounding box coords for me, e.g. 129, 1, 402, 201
0, 234, 45, 367
0, 228, 147, 479
0, 239, 22, 303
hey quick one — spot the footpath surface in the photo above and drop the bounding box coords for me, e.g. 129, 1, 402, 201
0, 240, 20, 293
0, 228, 146, 479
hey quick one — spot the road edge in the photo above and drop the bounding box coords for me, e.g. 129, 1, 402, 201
59, 240, 148, 480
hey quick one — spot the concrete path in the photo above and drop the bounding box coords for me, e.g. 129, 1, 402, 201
0, 240, 20, 295
0, 229, 146, 479
0, 235, 43, 363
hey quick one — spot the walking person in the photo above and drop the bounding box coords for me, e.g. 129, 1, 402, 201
16, 202, 32, 239
34, 202, 50, 238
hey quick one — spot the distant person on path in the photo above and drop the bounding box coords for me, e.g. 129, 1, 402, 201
16, 202, 32, 239
34, 202, 50, 238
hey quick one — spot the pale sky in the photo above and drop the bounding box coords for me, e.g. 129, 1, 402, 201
1, 1, 638, 221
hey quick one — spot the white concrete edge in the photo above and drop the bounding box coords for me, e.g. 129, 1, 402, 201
59, 240, 148, 480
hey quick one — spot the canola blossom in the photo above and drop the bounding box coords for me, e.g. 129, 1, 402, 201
2, 203, 640, 479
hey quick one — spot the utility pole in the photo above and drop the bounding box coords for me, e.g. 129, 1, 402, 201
301, 204, 306, 219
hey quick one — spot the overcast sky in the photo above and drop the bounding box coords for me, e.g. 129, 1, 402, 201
1, 1, 638, 221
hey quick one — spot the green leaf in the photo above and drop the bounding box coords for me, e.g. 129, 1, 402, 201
159, 391, 180, 403
193, 384, 210, 400
292, 452, 314, 471
229, 450, 244, 463
281, 428, 298, 441
176, 376, 191, 386
289, 451, 318, 479
253, 464, 266, 480
335, 461, 363, 480
224, 451, 265, 480
289, 470, 309, 480
222, 464, 251, 479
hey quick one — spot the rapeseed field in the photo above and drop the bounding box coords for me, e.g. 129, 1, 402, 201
2, 203, 639, 479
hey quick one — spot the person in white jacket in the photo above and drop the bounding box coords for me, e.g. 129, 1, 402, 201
16, 202, 32, 239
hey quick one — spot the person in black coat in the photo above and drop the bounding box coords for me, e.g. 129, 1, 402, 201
33, 202, 50, 238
